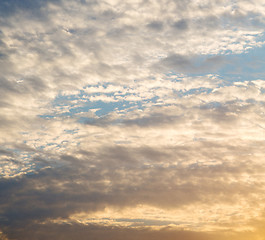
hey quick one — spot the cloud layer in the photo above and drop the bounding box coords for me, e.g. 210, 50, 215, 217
1, 0, 265, 239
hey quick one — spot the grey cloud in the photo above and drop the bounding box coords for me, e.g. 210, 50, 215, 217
2, 222, 248, 240
153, 54, 225, 73
101, 9, 121, 21
0, 166, 106, 228
146, 21, 164, 31
172, 19, 189, 31
0, 149, 14, 157
170, 0, 192, 12
0, 78, 18, 95
0, 0, 61, 18
83, 110, 185, 127
1, 143, 263, 232
193, 15, 220, 30
222, 10, 265, 29
155, 54, 192, 71
60, 75, 261, 128
122, 112, 183, 127
84, 98, 244, 129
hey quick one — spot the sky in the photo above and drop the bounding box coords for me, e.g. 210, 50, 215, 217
1, 0, 265, 239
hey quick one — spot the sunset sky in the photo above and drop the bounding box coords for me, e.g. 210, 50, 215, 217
1, 0, 265, 239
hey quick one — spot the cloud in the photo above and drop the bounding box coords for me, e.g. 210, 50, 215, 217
172, 19, 189, 31
152, 54, 225, 73
146, 21, 164, 31
1, 0, 265, 239
4, 221, 264, 240
0, 223, 246, 240
0, 0, 60, 17
1, 141, 265, 231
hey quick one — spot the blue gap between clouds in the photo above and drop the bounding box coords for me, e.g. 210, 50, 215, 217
38, 36, 265, 122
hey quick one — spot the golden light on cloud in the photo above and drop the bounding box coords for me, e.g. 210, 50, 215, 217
48, 201, 263, 233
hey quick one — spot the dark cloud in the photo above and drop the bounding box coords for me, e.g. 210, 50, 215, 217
0, 0, 61, 17
0, 223, 230, 240
122, 112, 182, 127
172, 19, 189, 31
193, 15, 220, 30
84, 111, 183, 127
0, 149, 14, 157
83, 99, 247, 129
1, 215, 261, 240
153, 54, 225, 73
146, 21, 164, 31
1, 143, 263, 237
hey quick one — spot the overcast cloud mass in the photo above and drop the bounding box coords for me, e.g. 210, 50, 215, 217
1, 0, 265, 239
